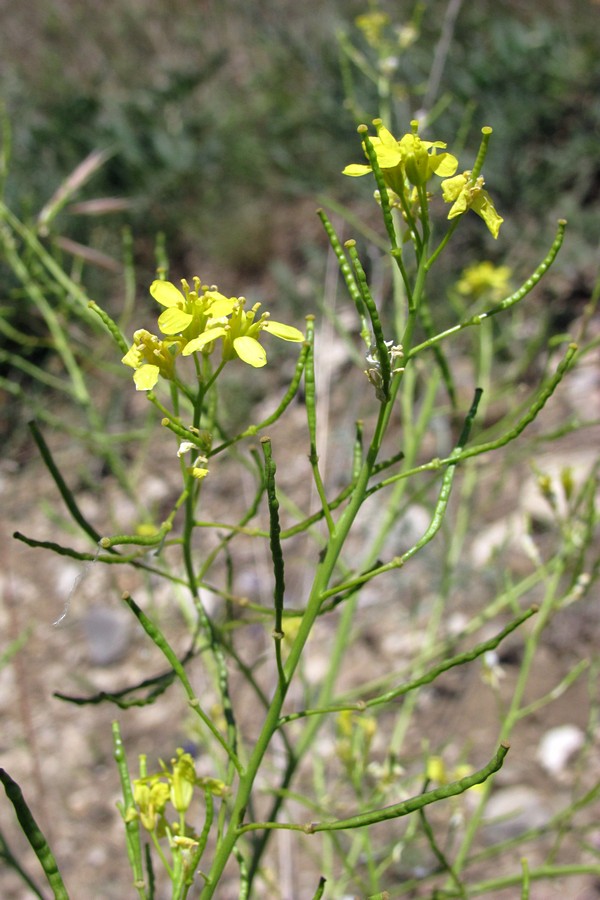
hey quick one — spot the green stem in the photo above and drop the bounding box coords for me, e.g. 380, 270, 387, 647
346, 240, 391, 400
112, 722, 147, 899
279, 606, 537, 724
303, 317, 336, 532
317, 212, 366, 330
413, 220, 567, 358
0, 769, 69, 900
200, 391, 394, 895
0, 827, 45, 899
419, 804, 467, 899
246, 582, 362, 888
370, 342, 577, 495
471, 126, 493, 180
28, 420, 104, 545
260, 437, 286, 687
238, 744, 509, 833
122, 593, 243, 775
451, 561, 566, 878
210, 338, 309, 456
441, 864, 600, 898
360, 126, 399, 251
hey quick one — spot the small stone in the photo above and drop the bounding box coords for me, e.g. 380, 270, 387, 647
483, 786, 552, 842
537, 725, 585, 778
82, 605, 131, 666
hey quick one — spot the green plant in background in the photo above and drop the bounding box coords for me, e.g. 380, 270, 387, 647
4, 92, 599, 897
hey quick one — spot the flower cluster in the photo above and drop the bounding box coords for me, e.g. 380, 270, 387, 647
343, 119, 458, 195
426, 755, 484, 805
336, 709, 377, 776
122, 277, 304, 390
456, 261, 512, 301
344, 120, 503, 237
441, 171, 504, 239
127, 749, 227, 837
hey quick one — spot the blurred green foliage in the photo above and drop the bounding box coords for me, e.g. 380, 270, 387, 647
2, 0, 360, 270
448, 1, 600, 262
2, 0, 597, 268
1, 0, 598, 438
343, 1, 599, 262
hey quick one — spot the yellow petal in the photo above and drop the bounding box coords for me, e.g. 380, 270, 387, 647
262, 321, 304, 341
158, 306, 194, 335
342, 163, 373, 177
234, 336, 267, 367
372, 126, 402, 167
441, 173, 467, 202
182, 326, 227, 356
426, 756, 447, 784
420, 140, 448, 150
206, 293, 236, 317
473, 193, 504, 239
133, 364, 160, 391
433, 153, 459, 177
150, 280, 184, 308
447, 195, 469, 219
122, 345, 141, 369
189, 465, 209, 480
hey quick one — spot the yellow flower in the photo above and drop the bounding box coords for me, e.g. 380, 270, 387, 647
182, 297, 304, 368
150, 278, 236, 343
426, 755, 447, 784
169, 749, 196, 814
133, 777, 170, 831
121, 329, 181, 391
177, 442, 209, 480
355, 10, 390, 47
441, 171, 504, 238
172, 835, 199, 851
343, 120, 458, 194
398, 131, 458, 187
189, 458, 209, 480
456, 261, 512, 301
197, 775, 228, 798
426, 756, 484, 794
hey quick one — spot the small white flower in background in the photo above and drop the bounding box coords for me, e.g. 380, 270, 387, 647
482, 650, 505, 690
176, 441, 209, 479
389, 342, 404, 373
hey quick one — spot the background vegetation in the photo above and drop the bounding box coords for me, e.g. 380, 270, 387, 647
2, 0, 599, 435
1, 1, 598, 897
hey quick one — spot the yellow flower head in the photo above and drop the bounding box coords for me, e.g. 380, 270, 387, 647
182, 297, 304, 368
343, 120, 458, 194
150, 278, 236, 343
426, 755, 448, 784
456, 261, 512, 301
441, 171, 504, 238
121, 329, 181, 391
398, 130, 458, 187
133, 777, 170, 831
426, 756, 483, 794
355, 10, 390, 48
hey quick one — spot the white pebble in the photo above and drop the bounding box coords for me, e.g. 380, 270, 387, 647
537, 725, 585, 777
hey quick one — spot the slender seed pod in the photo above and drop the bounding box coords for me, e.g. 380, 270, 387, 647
346, 240, 391, 402
359, 126, 399, 251
88, 300, 129, 354
317, 209, 367, 333
112, 722, 147, 898
0, 769, 69, 900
